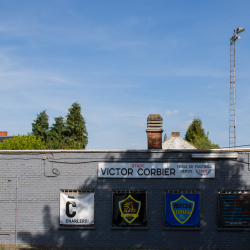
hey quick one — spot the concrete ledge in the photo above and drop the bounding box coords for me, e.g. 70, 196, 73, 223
192, 153, 238, 159
111, 227, 148, 230
59, 227, 96, 230
217, 227, 250, 231
163, 226, 201, 231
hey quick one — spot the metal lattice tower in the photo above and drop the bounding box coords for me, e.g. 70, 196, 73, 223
229, 27, 245, 148
229, 38, 236, 148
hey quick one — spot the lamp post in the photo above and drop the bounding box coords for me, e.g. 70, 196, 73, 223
229, 27, 245, 148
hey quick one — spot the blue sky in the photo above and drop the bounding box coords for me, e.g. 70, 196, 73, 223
0, 0, 249, 149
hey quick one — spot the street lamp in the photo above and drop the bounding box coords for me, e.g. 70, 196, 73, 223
229, 27, 245, 148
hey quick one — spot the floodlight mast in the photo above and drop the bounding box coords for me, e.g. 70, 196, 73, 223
229, 27, 244, 148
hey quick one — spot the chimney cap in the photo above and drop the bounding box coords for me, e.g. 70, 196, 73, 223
146, 114, 163, 133
171, 132, 180, 137
147, 114, 162, 121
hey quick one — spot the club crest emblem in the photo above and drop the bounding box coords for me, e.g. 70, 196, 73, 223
170, 195, 195, 224
119, 195, 141, 223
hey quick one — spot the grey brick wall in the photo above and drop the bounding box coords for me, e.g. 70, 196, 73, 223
0, 150, 250, 249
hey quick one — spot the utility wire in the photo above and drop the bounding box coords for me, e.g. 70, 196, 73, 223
220, 144, 250, 148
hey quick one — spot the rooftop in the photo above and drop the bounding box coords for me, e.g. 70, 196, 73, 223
162, 132, 196, 149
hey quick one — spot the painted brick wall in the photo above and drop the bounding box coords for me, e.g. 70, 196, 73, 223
0, 151, 250, 249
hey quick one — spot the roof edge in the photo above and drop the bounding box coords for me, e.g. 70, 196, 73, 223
0, 148, 249, 153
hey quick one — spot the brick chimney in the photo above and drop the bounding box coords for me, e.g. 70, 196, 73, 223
171, 132, 180, 137
0, 131, 7, 136
146, 114, 163, 149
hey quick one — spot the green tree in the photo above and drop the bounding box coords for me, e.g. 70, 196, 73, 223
185, 118, 220, 149
185, 118, 206, 143
0, 133, 47, 150
31, 103, 88, 149
192, 135, 220, 149
65, 102, 88, 149
32, 110, 49, 142
46, 116, 67, 149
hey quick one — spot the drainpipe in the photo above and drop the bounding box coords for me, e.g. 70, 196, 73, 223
15, 178, 18, 246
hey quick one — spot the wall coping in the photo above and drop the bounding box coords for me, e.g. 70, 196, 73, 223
0, 148, 250, 154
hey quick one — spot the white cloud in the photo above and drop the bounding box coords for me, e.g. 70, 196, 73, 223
179, 120, 193, 129
137, 124, 145, 128
166, 110, 178, 115
188, 113, 195, 116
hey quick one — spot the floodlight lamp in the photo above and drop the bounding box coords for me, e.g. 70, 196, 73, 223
236, 27, 245, 34
231, 34, 236, 41
236, 36, 241, 40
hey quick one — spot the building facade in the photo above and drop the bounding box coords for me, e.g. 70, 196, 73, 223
0, 148, 250, 249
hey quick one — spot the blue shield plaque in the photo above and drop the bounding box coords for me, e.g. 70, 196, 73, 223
165, 193, 200, 226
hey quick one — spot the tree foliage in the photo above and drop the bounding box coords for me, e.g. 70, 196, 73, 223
50, 116, 66, 141
185, 118, 206, 143
32, 110, 49, 142
185, 118, 220, 149
191, 135, 220, 149
32, 102, 88, 149
46, 116, 67, 149
65, 102, 88, 148
0, 133, 47, 150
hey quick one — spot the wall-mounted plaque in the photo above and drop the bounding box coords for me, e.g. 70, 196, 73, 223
98, 163, 215, 178
112, 192, 147, 227
60, 191, 94, 226
165, 193, 200, 226
218, 193, 250, 227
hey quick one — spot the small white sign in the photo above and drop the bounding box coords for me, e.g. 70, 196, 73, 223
60, 192, 94, 225
98, 163, 215, 178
